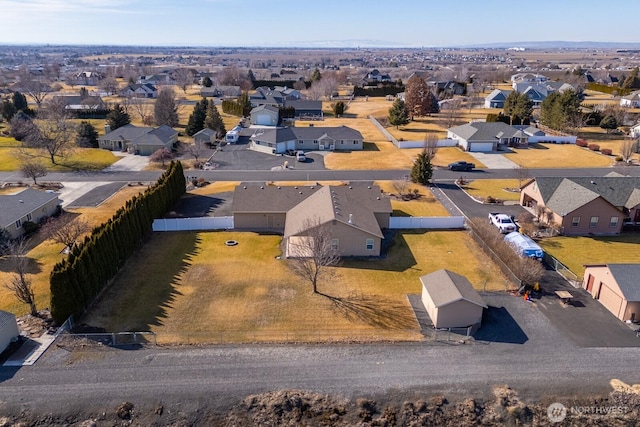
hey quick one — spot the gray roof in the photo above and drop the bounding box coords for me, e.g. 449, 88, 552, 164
0, 310, 17, 330
98, 124, 153, 142
251, 126, 363, 144
532, 176, 640, 214
485, 89, 510, 101
232, 184, 321, 213
284, 100, 322, 111
0, 188, 60, 228
250, 104, 280, 114
194, 128, 215, 138
284, 185, 391, 239
251, 127, 297, 144
448, 122, 525, 141
606, 264, 640, 302
420, 269, 487, 308
99, 124, 176, 146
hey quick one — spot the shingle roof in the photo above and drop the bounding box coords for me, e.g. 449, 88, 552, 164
448, 122, 525, 141
232, 184, 321, 213
607, 264, 640, 302
284, 185, 390, 239
0, 188, 59, 228
420, 269, 487, 308
533, 176, 640, 214
0, 310, 17, 330
98, 124, 153, 141
98, 124, 176, 146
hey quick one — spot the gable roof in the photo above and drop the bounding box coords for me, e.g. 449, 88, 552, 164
98, 124, 176, 145
420, 269, 487, 308
448, 122, 526, 141
284, 185, 390, 239
531, 176, 640, 214
250, 104, 280, 115
98, 124, 154, 141
193, 128, 215, 138
251, 126, 364, 143
603, 264, 640, 302
0, 310, 17, 330
0, 188, 59, 228
232, 184, 321, 213
486, 89, 510, 101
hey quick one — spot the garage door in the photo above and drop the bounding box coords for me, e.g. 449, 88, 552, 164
598, 284, 624, 319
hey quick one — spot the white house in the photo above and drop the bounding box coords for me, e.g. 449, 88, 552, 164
621, 91, 640, 108
0, 310, 19, 354
447, 122, 528, 152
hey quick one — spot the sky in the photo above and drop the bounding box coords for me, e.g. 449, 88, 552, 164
0, 0, 638, 47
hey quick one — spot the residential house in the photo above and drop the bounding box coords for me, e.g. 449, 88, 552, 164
119, 83, 158, 99
363, 69, 392, 84
620, 90, 640, 108
200, 85, 241, 98
232, 184, 392, 257
630, 123, 640, 138
52, 95, 106, 115
284, 100, 323, 120
429, 81, 466, 96
510, 73, 548, 85
519, 175, 640, 235
68, 71, 103, 86
484, 89, 510, 108
98, 124, 178, 155
249, 125, 363, 154
0, 310, 19, 354
0, 188, 61, 239
193, 128, 216, 145
138, 74, 176, 86
420, 269, 487, 329
447, 122, 528, 152
250, 105, 280, 126
582, 264, 640, 322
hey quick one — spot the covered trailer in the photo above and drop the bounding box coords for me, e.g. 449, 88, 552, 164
504, 232, 543, 260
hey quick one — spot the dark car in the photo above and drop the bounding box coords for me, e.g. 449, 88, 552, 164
448, 161, 475, 171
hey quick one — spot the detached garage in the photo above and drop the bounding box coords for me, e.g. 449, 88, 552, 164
420, 269, 487, 329
0, 310, 19, 354
583, 264, 640, 322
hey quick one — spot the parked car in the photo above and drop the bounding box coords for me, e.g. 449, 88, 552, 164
296, 151, 307, 162
448, 161, 475, 171
488, 212, 518, 234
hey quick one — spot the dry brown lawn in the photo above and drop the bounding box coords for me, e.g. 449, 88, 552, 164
0, 186, 146, 316
81, 228, 510, 344
463, 179, 522, 202
504, 143, 614, 168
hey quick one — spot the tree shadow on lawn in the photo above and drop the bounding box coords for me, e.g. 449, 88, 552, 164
339, 230, 418, 272
167, 194, 227, 217
318, 291, 417, 329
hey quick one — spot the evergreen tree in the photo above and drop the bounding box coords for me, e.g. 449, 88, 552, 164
237, 91, 251, 117
76, 121, 99, 147
247, 69, 255, 82
331, 101, 346, 117
13, 91, 28, 111
621, 67, 640, 90
539, 90, 581, 132
1, 98, 16, 121
599, 115, 618, 133
388, 98, 410, 128
106, 103, 131, 131
204, 100, 226, 139
503, 91, 533, 125
311, 68, 322, 82
154, 87, 179, 127
185, 98, 207, 136
202, 76, 213, 87
410, 149, 433, 185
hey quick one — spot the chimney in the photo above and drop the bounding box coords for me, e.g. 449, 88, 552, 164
348, 214, 353, 224
104, 124, 111, 134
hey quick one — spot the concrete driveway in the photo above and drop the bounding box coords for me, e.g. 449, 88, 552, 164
104, 152, 150, 172
469, 151, 520, 169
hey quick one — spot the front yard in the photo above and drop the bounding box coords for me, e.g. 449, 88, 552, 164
504, 143, 613, 168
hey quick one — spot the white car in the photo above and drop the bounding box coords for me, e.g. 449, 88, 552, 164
296, 151, 306, 162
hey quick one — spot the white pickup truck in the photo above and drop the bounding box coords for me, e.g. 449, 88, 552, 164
488, 212, 518, 234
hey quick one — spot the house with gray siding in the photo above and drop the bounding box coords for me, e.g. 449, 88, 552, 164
447, 122, 528, 152
0, 188, 60, 239
249, 125, 363, 154
98, 124, 178, 155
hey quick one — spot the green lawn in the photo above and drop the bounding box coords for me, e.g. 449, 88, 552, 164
539, 234, 640, 278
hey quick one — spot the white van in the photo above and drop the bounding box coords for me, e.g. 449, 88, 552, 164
296, 151, 306, 162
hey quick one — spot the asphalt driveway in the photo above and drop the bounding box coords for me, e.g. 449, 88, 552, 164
205, 141, 326, 171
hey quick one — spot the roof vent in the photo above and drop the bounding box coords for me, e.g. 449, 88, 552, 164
278, 186, 281, 189
243, 186, 247, 189
299, 191, 303, 194
367, 186, 371, 189
377, 197, 380, 200
349, 186, 352, 189
260, 186, 264, 189
295, 186, 298, 189
590, 180, 596, 184
19, 200, 24, 203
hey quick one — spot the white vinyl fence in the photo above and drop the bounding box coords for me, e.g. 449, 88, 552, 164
153, 216, 234, 231
389, 216, 465, 229
396, 139, 458, 149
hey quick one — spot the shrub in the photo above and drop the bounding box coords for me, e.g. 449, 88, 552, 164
576, 139, 588, 147
601, 148, 612, 156
485, 195, 496, 204
21, 221, 39, 235
615, 155, 624, 162
587, 143, 600, 151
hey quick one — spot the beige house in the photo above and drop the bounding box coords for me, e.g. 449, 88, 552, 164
232, 184, 391, 257
98, 124, 178, 156
0, 188, 61, 239
583, 264, 640, 322
520, 175, 640, 235
420, 269, 487, 329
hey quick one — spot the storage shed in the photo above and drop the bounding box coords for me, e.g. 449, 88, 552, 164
420, 269, 487, 329
0, 310, 19, 354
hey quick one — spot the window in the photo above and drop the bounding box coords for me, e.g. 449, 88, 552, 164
15, 219, 22, 228
27, 213, 32, 221
571, 216, 580, 227
353, 140, 358, 144
313, 140, 318, 144
298, 140, 303, 145
366, 239, 374, 250
589, 216, 599, 228
331, 239, 339, 250
610, 216, 619, 228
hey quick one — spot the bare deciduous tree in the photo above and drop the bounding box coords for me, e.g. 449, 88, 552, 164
27, 118, 75, 165
20, 160, 48, 185
149, 147, 175, 166
18, 66, 51, 107
620, 138, 636, 163
173, 68, 194, 93
512, 165, 530, 189
185, 139, 206, 164
3, 240, 38, 316
128, 97, 154, 125
423, 133, 439, 160
42, 216, 91, 250
286, 218, 341, 294
441, 97, 463, 128
512, 257, 546, 287
392, 175, 411, 199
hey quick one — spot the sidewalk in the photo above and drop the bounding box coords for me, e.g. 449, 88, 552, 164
2, 334, 56, 366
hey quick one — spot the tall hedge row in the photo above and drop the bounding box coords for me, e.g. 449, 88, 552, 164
50, 161, 186, 324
